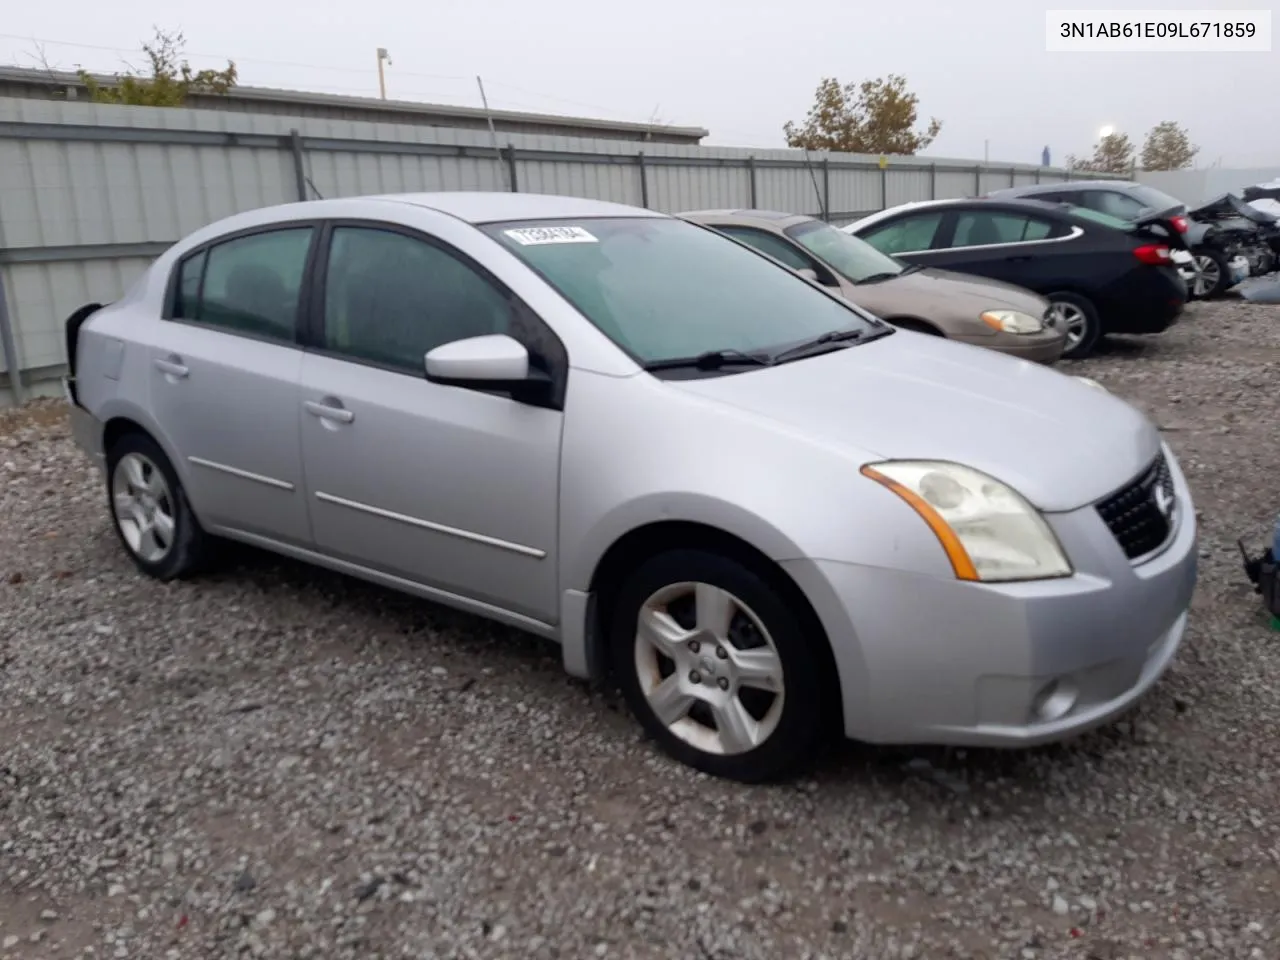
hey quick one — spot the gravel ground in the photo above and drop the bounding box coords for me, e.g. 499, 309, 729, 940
2, 298, 1279, 960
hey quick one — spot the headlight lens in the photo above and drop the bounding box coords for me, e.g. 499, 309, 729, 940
981, 309, 1044, 334
860, 461, 1072, 582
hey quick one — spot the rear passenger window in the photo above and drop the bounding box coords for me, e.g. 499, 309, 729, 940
173, 228, 314, 342
951, 213, 1054, 247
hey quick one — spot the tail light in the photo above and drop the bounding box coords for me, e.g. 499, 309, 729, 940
1169, 215, 1189, 233
1133, 243, 1172, 265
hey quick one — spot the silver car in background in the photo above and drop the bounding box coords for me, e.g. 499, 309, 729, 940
64, 193, 1198, 782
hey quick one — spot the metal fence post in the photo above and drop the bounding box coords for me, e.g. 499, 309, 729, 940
504, 145, 519, 192
880, 162, 888, 210
929, 163, 937, 200
289, 129, 308, 202
747, 156, 757, 208
1009, 167, 1016, 188
0, 269, 24, 407
821, 157, 830, 221
1035, 168, 1041, 184
636, 151, 649, 208
974, 165, 982, 196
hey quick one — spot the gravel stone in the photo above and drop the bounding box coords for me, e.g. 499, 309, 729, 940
2, 299, 1279, 958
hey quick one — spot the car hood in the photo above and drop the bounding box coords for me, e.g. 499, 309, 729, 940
670, 332, 1160, 513
849, 267, 1049, 321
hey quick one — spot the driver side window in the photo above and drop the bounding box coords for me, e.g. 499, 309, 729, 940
717, 226, 819, 273
321, 226, 513, 373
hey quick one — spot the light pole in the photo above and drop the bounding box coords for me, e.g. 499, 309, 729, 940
376, 48, 392, 100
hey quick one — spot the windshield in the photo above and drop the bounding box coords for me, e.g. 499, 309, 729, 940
483, 217, 881, 366
783, 220, 906, 282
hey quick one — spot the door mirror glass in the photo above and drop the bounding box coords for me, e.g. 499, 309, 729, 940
796, 267, 819, 282
425, 334, 530, 384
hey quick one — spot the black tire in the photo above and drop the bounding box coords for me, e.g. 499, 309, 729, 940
609, 548, 826, 783
1190, 247, 1231, 299
105, 431, 211, 581
1048, 291, 1103, 360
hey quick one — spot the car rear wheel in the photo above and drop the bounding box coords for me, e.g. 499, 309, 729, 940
1047, 292, 1102, 359
610, 549, 825, 782
1191, 248, 1230, 299
106, 432, 211, 581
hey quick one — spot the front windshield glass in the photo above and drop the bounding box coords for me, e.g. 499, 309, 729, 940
783, 220, 906, 282
1066, 206, 1132, 230
483, 217, 881, 364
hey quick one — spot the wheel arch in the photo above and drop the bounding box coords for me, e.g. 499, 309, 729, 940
581, 518, 845, 735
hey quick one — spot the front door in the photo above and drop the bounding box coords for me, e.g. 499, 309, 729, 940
147, 225, 316, 545
298, 222, 565, 623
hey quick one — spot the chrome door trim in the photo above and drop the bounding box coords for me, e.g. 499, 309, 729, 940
313, 490, 548, 559
188, 456, 296, 491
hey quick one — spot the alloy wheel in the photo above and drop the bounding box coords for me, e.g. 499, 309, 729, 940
111, 452, 177, 564
1049, 301, 1088, 351
633, 581, 785, 756
1192, 255, 1221, 297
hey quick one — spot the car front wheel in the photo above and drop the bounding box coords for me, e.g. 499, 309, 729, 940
610, 549, 826, 782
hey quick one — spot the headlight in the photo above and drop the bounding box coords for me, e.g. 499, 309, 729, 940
980, 310, 1044, 334
1074, 376, 1108, 392
860, 461, 1072, 582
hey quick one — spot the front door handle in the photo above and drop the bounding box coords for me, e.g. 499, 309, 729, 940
153, 356, 189, 378
304, 398, 355, 424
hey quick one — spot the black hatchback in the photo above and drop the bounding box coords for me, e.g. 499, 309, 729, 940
844, 198, 1188, 359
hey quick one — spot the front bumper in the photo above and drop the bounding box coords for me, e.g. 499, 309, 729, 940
952, 330, 1066, 365
784, 443, 1198, 747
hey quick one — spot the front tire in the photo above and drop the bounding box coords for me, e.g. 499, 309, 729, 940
1048, 292, 1103, 360
105, 432, 211, 581
609, 549, 826, 782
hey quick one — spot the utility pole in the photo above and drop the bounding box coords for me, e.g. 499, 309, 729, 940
376, 48, 391, 99
476, 76, 509, 191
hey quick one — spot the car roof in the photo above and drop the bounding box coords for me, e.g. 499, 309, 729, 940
846, 196, 1072, 232
679, 208, 815, 227
375, 191, 667, 224
987, 180, 1139, 198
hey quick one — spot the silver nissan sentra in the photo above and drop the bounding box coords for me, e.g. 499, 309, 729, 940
63, 192, 1198, 783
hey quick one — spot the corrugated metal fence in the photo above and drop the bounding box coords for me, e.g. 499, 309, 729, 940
0, 97, 1112, 404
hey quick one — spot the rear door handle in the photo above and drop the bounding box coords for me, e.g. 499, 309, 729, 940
304, 399, 355, 424
153, 356, 189, 378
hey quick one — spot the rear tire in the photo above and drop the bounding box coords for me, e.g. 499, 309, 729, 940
105, 432, 211, 581
609, 549, 826, 783
1048, 292, 1102, 360
1190, 248, 1230, 299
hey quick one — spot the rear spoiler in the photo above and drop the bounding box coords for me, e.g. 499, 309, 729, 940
1132, 207, 1189, 250
63, 302, 104, 406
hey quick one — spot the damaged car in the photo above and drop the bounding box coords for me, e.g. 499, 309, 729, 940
1188, 194, 1280, 286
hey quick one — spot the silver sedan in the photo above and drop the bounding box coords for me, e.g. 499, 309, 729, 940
64, 192, 1198, 782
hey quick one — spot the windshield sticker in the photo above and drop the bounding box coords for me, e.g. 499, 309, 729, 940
503, 225, 598, 246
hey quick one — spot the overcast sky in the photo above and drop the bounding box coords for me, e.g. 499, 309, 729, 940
1, 0, 1275, 167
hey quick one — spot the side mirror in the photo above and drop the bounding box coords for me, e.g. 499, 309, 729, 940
424, 334, 554, 406
796, 267, 819, 282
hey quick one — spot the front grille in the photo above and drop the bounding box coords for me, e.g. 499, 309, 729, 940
1096, 454, 1177, 560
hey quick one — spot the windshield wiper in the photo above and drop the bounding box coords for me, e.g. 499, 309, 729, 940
642, 349, 774, 372
855, 271, 902, 285
771, 328, 868, 364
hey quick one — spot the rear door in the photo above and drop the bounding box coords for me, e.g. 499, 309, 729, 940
148, 224, 318, 545
903, 207, 1076, 290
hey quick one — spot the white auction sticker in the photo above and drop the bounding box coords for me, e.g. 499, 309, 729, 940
504, 225, 599, 246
